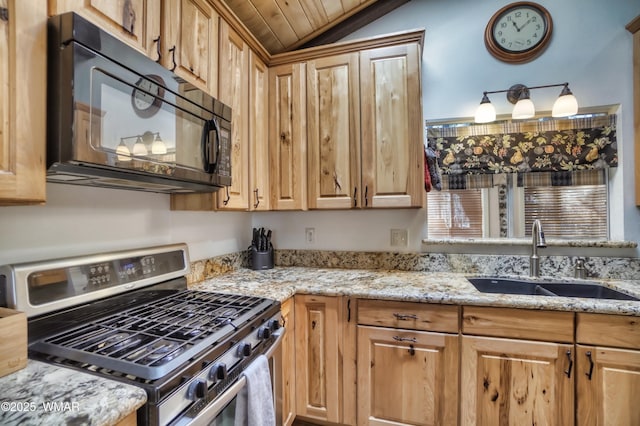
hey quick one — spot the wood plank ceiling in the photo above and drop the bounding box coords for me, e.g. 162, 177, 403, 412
222, 0, 410, 54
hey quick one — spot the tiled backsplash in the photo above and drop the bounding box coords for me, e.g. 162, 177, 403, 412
187, 249, 640, 284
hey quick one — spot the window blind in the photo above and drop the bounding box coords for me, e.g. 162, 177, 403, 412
427, 190, 483, 238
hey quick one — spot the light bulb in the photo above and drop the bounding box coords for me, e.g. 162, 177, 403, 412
552, 84, 578, 117
512, 90, 535, 120
116, 141, 131, 162
132, 137, 147, 156
151, 135, 167, 154
474, 93, 496, 123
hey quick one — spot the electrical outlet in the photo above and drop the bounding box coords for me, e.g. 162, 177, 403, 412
305, 228, 315, 244
390, 229, 408, 247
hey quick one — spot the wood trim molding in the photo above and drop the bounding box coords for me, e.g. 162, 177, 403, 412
268, 28, 425, 66
626, 15, 640, 34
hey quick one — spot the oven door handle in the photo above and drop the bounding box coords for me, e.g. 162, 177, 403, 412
187, 328, 285, 426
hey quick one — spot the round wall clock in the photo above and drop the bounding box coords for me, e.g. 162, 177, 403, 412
484, 2, 553, 64
131, 74, 165, 118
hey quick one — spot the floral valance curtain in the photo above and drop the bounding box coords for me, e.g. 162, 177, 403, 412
426, 114, 617, 176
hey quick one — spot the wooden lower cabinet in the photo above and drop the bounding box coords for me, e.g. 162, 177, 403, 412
279, 297, 296, 426
576, 345, 640, 426
576, 312, 640, 425
357, 325, 459, 425
294, 295, 356, 425
460, 335, 574, 426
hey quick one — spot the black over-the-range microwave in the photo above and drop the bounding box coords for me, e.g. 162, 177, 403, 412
47, 12, 232, 193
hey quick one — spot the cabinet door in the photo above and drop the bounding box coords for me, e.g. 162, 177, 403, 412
161, 0, 218, 94
249, 50, 270, 211
357, 326, 459, 426
294, 295, 341, 423
269, 63, 307, 210
49, 0, 161, 59
360, 44, 424, 208
461, 335, 574, 426
278, 298, 295, 426
217, 20, 249, 210
307, 53, 360, 209
0, 0, 46, 204
576, 345, 640, 426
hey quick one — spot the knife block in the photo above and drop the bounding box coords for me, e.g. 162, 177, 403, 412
0, 308, 27, 378
250, 246, 274, 270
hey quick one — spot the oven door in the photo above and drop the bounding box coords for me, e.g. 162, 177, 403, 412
186, 329, 284, 426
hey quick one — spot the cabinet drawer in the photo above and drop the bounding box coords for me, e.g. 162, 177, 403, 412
577, 313, 640, 349
357, 299, 459, 333
462, 307, 574, 342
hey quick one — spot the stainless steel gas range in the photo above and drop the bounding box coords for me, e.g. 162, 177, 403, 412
0, 244, 283, 425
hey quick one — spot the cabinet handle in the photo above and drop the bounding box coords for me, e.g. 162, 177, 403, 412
393, 336, 417, 343
347, 299, 351, 322
253, 188, 260, 209
585, 351, 594, 381
168, 45, 177, 71
393, 313, 418, 321
153, 35, 161, 63
0, 7, 8, 22
353, 187, 358, 207
222, 186, 230, 206
364, 185, 368, 207
564, 349, 573, 378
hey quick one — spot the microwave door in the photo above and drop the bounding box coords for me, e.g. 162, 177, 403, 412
87, 67, 214, 177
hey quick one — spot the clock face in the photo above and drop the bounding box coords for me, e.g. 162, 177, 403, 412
492, 5, 547, 52
131, 75, 165, 118
485, 2, 553, 63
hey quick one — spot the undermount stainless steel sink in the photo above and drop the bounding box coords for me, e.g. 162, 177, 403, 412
468, 277, 639, 301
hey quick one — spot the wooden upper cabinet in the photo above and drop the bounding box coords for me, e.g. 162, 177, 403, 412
49, 0, 161, 59
360, 43, 424, 208
269, 62, 307, 210
249, 50, 270, 211
217, 20, 249, 210
627, 16, 640, 205
0, 0, 46, 205
307, 53, 360, 209
161, 0, 218, 95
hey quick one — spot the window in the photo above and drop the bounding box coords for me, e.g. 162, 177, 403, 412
426, 170, 609, 240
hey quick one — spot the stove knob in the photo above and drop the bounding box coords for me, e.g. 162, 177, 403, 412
268, 319, 281, 332
208, 363, 228, 382
258, 326, 271, 340
237, 342, 252, 358
187, 379, 207, 401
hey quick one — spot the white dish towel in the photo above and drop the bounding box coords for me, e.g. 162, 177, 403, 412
234, 355, 275, 426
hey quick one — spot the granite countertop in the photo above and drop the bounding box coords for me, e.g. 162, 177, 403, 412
190, 267, 640, 316
0, 360, 146, 426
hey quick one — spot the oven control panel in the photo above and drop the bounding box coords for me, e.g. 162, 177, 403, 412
14, 245, 189, 313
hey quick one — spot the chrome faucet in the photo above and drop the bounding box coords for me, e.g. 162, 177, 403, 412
530, 219, 546, 277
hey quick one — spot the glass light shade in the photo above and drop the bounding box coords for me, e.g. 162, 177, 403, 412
552, 86, 578, 117
151, 135, 167, 154
116, 141, 131, 162
132, 137, 147, 156
474, 94, 496, 123
512, 98, 535, 119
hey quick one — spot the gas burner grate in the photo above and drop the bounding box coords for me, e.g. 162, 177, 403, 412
30, 291, 275, 380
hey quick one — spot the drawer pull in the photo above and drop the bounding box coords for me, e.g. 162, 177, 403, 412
586, 351, 594, 381
393, 336, 417, 343
393, 313, 418, 321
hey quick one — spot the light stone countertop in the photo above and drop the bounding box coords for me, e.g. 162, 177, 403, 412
3, 266, 638, 426
0, 360, 146, 426
190, 267, 640, 316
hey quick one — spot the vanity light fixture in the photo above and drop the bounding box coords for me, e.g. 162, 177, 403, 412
474, 82, 579, 123
119, 131, 168, 158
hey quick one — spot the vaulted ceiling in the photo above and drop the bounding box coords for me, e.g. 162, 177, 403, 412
222, 0, 410, 54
